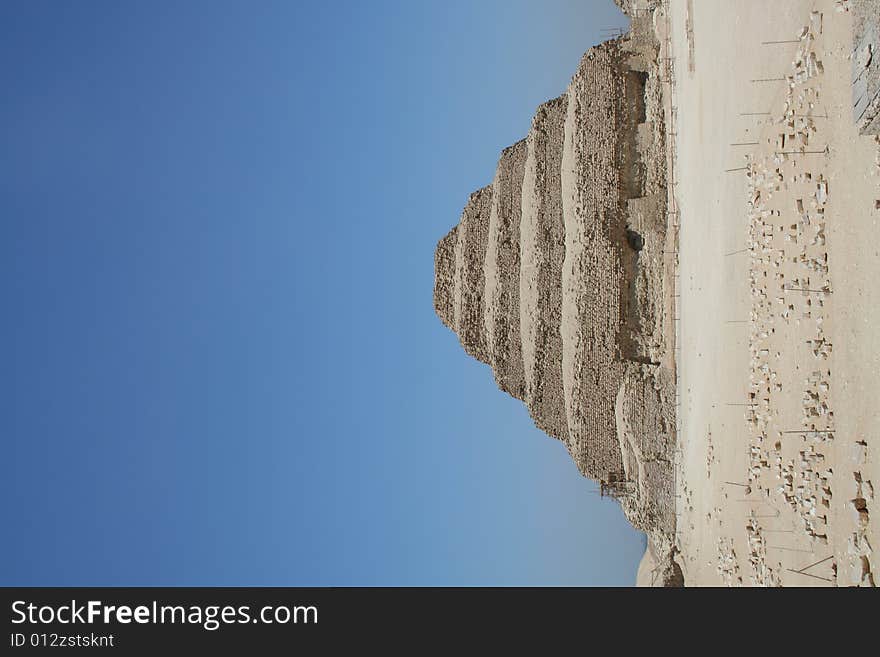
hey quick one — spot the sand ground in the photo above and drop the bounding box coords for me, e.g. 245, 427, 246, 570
660, 0, 879, 586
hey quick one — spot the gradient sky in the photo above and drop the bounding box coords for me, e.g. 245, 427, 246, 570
1, 0, 643, 586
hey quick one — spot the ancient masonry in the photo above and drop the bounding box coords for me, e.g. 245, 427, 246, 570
851, 0, 880, 134
433, 1, 679, 576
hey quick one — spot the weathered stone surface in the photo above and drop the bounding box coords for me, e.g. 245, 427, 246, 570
852, 1, 880, 134
434, 227, 458, 332
484, 140, 528, 399
433, 10, 677, 576
455, 187, 494, 365
521, 95, 569, 443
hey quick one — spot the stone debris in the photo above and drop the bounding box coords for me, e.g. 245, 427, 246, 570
746, 514, 783, 586
745, 12, 840, 566
716, 537, 743, 586
742, 11, 878, 586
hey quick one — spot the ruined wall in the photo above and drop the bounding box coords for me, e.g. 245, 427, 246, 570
434, 227, 458, 331
521, 95, 569, 443
484, 140, 528, 399
456, 187, 494, 365
852, 0, 880, 134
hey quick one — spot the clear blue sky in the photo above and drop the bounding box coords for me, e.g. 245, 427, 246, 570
1, 0, 642, 586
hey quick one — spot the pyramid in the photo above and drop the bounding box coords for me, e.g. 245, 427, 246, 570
433, 6, 677, 547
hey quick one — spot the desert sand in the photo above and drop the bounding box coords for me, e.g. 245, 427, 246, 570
665, 0, 878, 586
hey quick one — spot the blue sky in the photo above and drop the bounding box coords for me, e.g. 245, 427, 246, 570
0, 0, 642, 586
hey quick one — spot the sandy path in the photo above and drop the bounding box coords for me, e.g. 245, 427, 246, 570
669, 0, 878, 585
